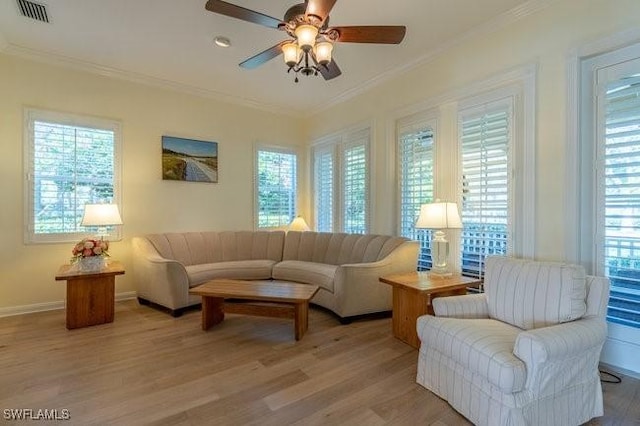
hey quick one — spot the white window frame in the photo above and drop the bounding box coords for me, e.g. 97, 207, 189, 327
396, 110, 438, 270
566, 31, 640, 375
390, 65, 535, 274
312, 142, 338, 233
311, 124, 372, 234
23, 108, 122, 244
253, 144, 299, 229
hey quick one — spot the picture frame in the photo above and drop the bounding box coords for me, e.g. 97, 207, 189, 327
161, 136, 218, 183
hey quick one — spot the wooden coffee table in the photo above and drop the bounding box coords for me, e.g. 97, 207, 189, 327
189, 279, 320, 340
379, 272, 481, 348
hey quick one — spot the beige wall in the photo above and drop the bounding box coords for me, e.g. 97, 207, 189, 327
304, 0, 640, 262
0, 54, 305, 310
2, 0, 640, 312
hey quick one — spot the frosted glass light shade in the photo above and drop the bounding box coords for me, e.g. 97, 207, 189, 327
313, 41, 333, 65
282, 42, 300, 67
81, 204, 123, 227
295, 24, 318, 50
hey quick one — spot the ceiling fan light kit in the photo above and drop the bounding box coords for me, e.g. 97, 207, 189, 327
205, 0, 406, 83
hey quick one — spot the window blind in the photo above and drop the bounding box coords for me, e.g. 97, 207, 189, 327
256, 149, 297, 228
460, 106, 510, 279
398, 122, 434, 270
601, 74, 640, 328
29, 119, 116, 242
314, 147, 335, 232
342, 130, 369, 234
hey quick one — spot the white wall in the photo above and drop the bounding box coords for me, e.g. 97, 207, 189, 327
0, 53, 305, 311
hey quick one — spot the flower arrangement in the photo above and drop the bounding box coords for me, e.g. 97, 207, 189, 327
71, 238, 110, 263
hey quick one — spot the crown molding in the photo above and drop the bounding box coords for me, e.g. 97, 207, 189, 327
308, 0, 558, 117
1, 43, 304, 118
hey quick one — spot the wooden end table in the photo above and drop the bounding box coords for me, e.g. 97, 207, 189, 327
189, 279, 320, 341
379, 272, 481, 348
55, 261, 125, 330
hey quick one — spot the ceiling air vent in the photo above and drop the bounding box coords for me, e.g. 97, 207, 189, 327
16, 0, 50, 23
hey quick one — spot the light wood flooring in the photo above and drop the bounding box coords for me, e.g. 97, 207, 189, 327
0, 300, 638, 425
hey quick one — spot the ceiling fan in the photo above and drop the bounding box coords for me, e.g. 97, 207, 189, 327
205, 0, 406, 82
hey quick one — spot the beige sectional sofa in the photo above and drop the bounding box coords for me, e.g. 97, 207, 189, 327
132, 230, 419, 321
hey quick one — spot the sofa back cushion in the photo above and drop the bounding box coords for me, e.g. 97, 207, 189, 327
484, 256, 587, 330
145, 231, 285, 266
282, 231, 409, 265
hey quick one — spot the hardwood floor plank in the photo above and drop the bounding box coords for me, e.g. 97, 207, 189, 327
0, 300, 637, 426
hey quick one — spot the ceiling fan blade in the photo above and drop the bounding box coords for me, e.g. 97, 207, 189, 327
239, 42, 287, 69
331, 26, 406, 44
305, 0, 337, 22
311, 53, 342, 80
205, 0, 283, 29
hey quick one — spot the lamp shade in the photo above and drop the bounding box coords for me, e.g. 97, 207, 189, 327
295, 24, 318, 50
313, 41, 333, 65
288, 216, 310, 232
81, 203, 123, 227
415, 202, 462, 230
282, 41, 300, 67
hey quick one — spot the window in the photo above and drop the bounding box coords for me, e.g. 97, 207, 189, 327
255, 147, 297, 229
342, 130, 369, 234
578, 47, 640, 328
459, 102, 511, 278
570, 36, 640, 374
312, 127, 370, 234
599, 64, 640, 327
397, 117, 435, 270
24, 108, 121, 244
313, 145, 335, 232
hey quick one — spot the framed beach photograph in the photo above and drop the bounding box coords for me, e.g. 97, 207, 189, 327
162, 136, 218, 183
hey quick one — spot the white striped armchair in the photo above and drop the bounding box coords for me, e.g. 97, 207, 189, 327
416, 256, 610, 426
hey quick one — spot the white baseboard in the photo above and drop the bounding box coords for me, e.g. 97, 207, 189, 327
0, 291, 138, 318
600, 322, 640, 378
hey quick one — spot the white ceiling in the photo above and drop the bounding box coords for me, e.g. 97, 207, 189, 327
0, 0, 536, 115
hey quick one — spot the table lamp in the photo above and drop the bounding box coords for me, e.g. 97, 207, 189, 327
288, 216, 311, 232
81, 203, 123, 239
415, 201, 462, 277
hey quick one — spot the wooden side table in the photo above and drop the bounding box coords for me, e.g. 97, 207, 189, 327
379, 272, 481, 348
55, 261, 125, 329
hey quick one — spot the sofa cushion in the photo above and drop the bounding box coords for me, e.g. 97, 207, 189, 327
272, 260, 338, 293
282, 231, 408, 265
417, 316, 526, 393
484, 256, 587, 330
146, 231, 285, 266
186, 260, 277, 287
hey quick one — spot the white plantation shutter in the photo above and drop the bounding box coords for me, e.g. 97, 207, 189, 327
597, 68, 640, 328
313, 146, 335, 232
460, 102, 511, 279
256, 148, 297, 228
342, 129, 369, 234
25, 109, 121, 243
398, 119, 435, 270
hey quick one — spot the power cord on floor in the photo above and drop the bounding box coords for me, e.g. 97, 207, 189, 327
599, 369, 622, 384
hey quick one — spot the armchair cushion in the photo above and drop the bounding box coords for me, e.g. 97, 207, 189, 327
484, 257, 587, 330
417, 316, 526, 393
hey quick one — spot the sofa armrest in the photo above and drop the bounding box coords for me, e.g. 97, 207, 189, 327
334, 241, 419, 317
132, 237, 191, 310
433, 293, 490, 318
513, 317, 607, 396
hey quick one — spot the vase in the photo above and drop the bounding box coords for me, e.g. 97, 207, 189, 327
78, 256, 105, 272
